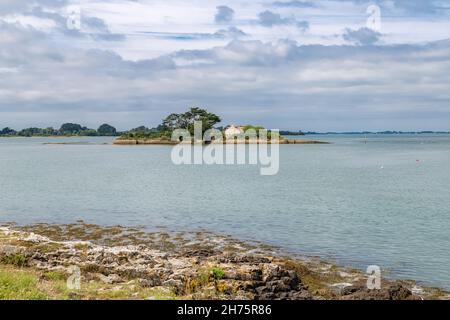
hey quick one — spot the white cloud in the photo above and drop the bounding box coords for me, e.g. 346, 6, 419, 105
1, 1, 450, 130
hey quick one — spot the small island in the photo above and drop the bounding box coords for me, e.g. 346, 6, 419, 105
113, 107, 329, 145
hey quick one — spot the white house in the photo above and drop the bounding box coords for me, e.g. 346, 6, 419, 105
224, 125, 244, 139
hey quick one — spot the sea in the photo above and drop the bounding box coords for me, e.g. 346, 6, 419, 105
1, 134, 449, 289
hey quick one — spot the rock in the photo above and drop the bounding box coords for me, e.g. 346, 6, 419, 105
117, 266, 150, 279
162, 279, 184, 294
138, 277, 162, 288
1, 224, 439, 300
97, 273, 122, 284
388, 284, 413, 300
251, 268, 263, 281
21, 233, 49, 243
251, 264, 310, 300
340, 283, 413, 300
224, 267, 262, 281
329, 282, 354, 295
262, 264, 283, 282
290, 290, 313, 300
112, 285, 123, 291
183, 249, 216, 258
219, 254, 270, 264
162, 279, 183, 288
0, 245, 25, 255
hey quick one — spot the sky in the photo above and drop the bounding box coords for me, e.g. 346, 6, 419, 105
1, 0, 450, 131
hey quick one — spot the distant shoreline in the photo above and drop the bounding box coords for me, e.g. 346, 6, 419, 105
2, 131, 450, 139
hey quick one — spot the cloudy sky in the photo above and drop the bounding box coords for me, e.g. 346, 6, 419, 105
1, 0, 450, 131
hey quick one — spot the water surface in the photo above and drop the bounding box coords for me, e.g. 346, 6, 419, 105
1, 134, 449, 289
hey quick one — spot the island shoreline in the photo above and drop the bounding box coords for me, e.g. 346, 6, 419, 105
112, 139, 331, 145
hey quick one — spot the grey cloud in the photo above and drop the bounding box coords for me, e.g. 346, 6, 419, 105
30, 6, 66, 27
272, 1, 316, 8
258, 10, 288, 26
214, 27, 248, 39
296, 21, 309, 31
343, 27, 382, 45
83, 16, 126, 41
258, 10, 309, 31
215, 5, 235, 23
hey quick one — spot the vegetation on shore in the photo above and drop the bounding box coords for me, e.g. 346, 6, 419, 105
119, 107, 222, 140
118, 107, 283, 142
0, 265, 176, 300
0, 107, 297, 141
0, 107, 309, 140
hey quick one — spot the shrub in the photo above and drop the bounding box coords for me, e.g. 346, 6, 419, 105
1, 253, 28, 267
210, 267, 225, 281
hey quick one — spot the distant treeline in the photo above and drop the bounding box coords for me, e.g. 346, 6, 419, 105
0, 123, 119, 137
0, 107, 224, 138
279, 130, 305, 136
0, 123, 177, 138
3, 124, 447, 138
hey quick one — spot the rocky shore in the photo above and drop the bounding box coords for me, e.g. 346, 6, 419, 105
0, 222, 448, 300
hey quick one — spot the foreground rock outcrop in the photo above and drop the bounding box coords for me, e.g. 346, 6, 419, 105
0, 222, 447, 300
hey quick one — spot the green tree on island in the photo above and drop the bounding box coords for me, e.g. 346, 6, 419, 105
59, 123, 86, 135
0, 127, 17, 136
97, 124, 117, 136
162, 107, 221, 134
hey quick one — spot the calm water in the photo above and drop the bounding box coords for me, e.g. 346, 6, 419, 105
1, 135, 450, 289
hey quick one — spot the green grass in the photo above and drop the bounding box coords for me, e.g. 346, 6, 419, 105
78, 282, 177, 300
42, 270, 67, 281
0, 268, 48, 300
0, 265, 177, 300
